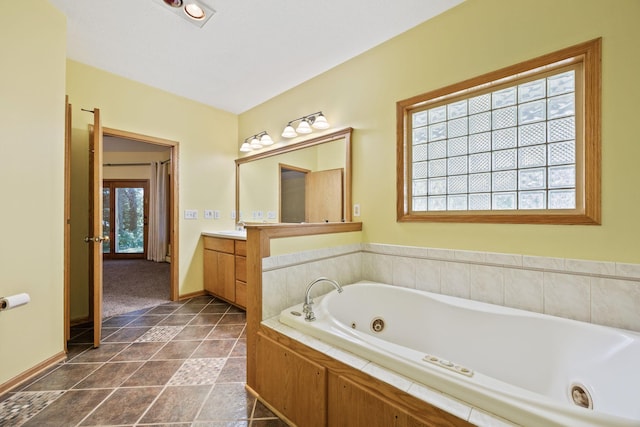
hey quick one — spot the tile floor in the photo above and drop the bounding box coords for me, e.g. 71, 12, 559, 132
0, 295, 287, 427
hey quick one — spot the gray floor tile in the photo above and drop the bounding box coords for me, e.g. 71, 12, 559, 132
1, 298, 285, 426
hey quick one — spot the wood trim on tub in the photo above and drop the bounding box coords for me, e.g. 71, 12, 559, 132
245, 222, 362, 388
257, 326, 472, 427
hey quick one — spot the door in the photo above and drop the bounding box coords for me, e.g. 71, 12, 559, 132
102, 180, 149, 259
87, 108, 106, 348
305, 168, 344, 222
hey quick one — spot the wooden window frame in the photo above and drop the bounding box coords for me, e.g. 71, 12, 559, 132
396, 38, 601, 224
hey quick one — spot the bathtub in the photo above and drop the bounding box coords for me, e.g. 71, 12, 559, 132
278, 281, 640, 427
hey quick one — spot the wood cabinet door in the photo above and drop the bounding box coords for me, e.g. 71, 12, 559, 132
256, 334, 326, 427
203, 249, 217, 294
218, 251, 235, 302
203, 249, 235, 302
328, 372, 469, 427
328, 372, 406, 427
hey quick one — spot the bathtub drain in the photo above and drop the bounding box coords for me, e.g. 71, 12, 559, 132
370, 317, 385, 333
570, 383, 593, 409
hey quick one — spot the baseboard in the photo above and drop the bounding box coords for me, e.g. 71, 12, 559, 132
178, 290, 208, 301
70, 316, 90, 326
0, 351, 67, 396
245, 384, 295, 427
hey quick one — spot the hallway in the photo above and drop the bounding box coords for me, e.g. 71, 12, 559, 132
0, 296, 286, 426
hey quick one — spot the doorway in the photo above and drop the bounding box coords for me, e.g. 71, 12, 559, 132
280, 164, 308, 223
100, 129, 177, 317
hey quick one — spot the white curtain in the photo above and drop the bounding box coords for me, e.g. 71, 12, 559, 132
148, 161, 168, 262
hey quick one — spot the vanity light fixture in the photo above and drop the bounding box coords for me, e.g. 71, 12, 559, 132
240, 131, 273, 152
155, 0, 215, 28
281, 112, 330, 138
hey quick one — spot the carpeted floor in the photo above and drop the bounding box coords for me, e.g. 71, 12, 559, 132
102, 259, 170, 318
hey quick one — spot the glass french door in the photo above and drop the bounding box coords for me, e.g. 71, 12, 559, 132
102, 180, 149, 258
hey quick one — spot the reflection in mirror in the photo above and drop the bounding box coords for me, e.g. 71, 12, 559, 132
280, 165, 307, 223
236, 127, 352, 223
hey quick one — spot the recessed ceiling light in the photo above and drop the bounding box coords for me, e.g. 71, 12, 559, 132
153, 0, 215, 28
184, 3, 206, 20
163, 0, 183, 7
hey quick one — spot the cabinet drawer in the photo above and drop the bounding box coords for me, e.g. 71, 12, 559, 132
203, 236, 234, 253
235, 255, 246, 282
235, 240, 247, 256
235, 280, 247, 308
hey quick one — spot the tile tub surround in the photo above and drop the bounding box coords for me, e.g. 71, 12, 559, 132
0, 296, 286, 427
261, 243, 640, 332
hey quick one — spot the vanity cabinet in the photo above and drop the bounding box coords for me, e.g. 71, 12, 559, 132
256, 333, 327, 427
203, 236, 246, 309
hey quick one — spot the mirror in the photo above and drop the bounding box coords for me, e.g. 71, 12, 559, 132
236, 127, 352, 223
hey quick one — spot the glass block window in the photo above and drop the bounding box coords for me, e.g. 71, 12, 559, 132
410, 70, 576, 212
397, 39, 601, 224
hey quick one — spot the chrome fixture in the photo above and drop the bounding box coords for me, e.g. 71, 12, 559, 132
240, 131, 274, 152
154, 0, 216, 28
281, 112, 330, 138
302, 277, 343, 322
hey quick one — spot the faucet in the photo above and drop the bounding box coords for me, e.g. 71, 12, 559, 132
302, 277, 343, 322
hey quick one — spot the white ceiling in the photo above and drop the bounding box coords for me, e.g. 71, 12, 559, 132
49, 0, 464, 114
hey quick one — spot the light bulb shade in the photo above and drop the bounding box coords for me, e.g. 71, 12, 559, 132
259, 133, 274, 145
296, 119, 312, 134
184, 2, 206, 19
311, 113, 329, 129
250, 137, 262, 149
240, 142, 252, 152
281, 125, 297, 138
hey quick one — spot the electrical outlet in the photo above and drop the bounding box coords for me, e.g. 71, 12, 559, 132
204, 209, 214, 219
213, 210, 220, 220
353, 204, 361, 217
184, 209, 198, 220
267, 211, 276, 220
256, 211, 263, 219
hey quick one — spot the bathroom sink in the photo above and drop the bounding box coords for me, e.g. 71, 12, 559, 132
211, 230, 247, 238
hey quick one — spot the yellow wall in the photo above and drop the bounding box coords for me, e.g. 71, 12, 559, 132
240, 0, 640, 263
0, 0, 66, 385
67, 60, 238, 319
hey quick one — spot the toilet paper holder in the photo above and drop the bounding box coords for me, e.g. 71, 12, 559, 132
0, 293, 31, 312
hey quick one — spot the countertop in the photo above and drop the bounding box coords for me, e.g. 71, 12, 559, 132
201, 230, 247, 241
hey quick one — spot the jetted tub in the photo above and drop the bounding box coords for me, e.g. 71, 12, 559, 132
279, 281, 640, 427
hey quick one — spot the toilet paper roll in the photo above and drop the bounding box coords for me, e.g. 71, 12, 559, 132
0, 293, 30, 311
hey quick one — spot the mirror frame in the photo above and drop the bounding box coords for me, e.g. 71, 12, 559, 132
235, 127, 353, 223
